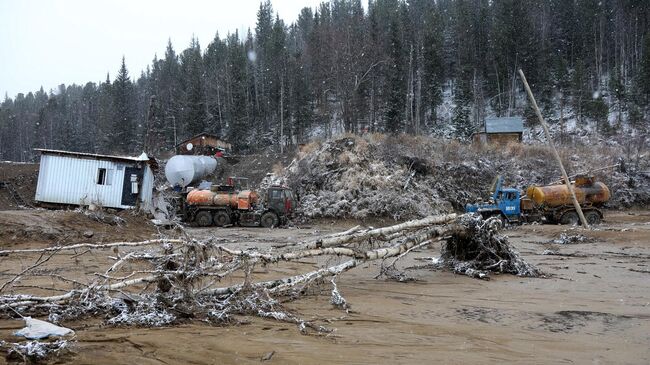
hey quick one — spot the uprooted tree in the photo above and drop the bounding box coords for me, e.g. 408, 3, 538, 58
0, 213, 541, 359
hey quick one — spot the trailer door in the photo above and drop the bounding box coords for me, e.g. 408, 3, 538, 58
121, 166, 143, 207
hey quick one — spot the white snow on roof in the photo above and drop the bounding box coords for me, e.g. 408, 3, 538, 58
34, 148, 152, 163
485, 117, 524, 133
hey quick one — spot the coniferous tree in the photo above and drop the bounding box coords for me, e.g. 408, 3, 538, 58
610, 66, 626, 126
385, 17, 405, 134
112, 57, 136, 153
638, 36, 650, 105
452, 80, 473, 139
180, 37, 208, 137
225, 32, 250, 152
571, 60, 590, 125
204, 33, 228, 137
1, 0, 649, 160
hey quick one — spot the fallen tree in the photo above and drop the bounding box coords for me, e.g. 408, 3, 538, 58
0, 213, 541, 360
440, 215, 541, 279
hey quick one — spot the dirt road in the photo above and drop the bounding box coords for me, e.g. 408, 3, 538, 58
1, 211, 649, 364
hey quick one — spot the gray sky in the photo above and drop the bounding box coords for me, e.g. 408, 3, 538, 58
0, 0, 326, 98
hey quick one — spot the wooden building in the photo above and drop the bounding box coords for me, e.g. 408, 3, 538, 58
175, 133, 231, 156
472, 117, 524, 145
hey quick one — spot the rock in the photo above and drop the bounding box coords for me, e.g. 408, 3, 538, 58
82, 230, 94, 238
261, 351, 275, 361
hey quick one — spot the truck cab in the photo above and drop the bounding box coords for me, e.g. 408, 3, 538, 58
495, 188, 521, 221
465, 176, 521, 223
266, 186, 294, 217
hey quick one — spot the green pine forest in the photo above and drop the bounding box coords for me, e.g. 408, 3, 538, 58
1, 0, 649, 161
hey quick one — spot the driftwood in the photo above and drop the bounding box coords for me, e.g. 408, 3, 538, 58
0, 239, 185, 256
0, 212, 539, 355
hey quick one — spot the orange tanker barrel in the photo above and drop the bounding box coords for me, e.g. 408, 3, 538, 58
187, 189, 216, 205
249, 190, 259, 205
236, 190, 259, 210
581, 181, 610, 205
528, 184, 586, 207
213, 192, 239, 208
527, 181, 609, 208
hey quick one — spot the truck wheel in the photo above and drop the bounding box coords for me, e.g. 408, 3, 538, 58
585, 211, 601, 225
560, 211, 579, 225
213, 211, 231, 227
195, 211, 213, 227
260, 211, 279, 228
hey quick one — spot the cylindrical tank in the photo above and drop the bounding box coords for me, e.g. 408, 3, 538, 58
186, 189, 260, 209
526, 180, 610, 208
165, 155, 217, 187
186, 189, 216, 205
237, 190, 259, 210
213, 192, 239, 208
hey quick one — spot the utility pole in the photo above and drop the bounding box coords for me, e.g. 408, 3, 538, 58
518, 69, 589, 228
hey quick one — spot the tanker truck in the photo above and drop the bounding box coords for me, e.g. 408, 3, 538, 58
181, 182, 294, 228
465, 175, 610, 225
165, 155, 294, 227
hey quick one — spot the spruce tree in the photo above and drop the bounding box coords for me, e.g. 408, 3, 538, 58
571, 60, 590, 126
638, 35, 650, 105
385, 18, 404, 134
180, 37, 207, 136
609, 67, 625, 126
452, 80, 473, 140
111, 57, 136, 153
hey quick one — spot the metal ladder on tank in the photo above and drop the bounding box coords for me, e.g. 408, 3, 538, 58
0, 181, 33, 208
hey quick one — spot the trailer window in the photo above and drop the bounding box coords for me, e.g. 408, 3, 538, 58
97, 168, 107, 185
96, 168, 113, 185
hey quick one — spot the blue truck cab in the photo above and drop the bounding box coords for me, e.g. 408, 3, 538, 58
465, 176, 521, 223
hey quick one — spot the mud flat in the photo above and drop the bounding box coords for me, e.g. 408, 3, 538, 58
1, 210, 649, 364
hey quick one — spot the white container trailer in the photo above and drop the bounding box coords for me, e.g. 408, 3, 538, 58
34, 149, 155, 210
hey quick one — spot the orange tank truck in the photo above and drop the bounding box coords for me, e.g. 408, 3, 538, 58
466, 175, 610, 225
181, 181, 294, 228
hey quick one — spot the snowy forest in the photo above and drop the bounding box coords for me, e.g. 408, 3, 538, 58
1, 0, 649, 161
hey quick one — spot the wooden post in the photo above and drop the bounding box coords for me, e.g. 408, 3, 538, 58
518, 69, 589, 228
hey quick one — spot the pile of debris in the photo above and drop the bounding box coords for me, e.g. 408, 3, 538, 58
283, 135, 648, 220
0, 214, 539, 361
440, 214, 541, 279
606, 168, 650, 209
284, 136, 454, 220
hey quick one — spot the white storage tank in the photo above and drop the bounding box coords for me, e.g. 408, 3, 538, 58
165, 155, 217, 188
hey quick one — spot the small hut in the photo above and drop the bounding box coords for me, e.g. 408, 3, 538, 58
175, 133, 231, 156
34, 149, 156, 210
472, 117, 524, 145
